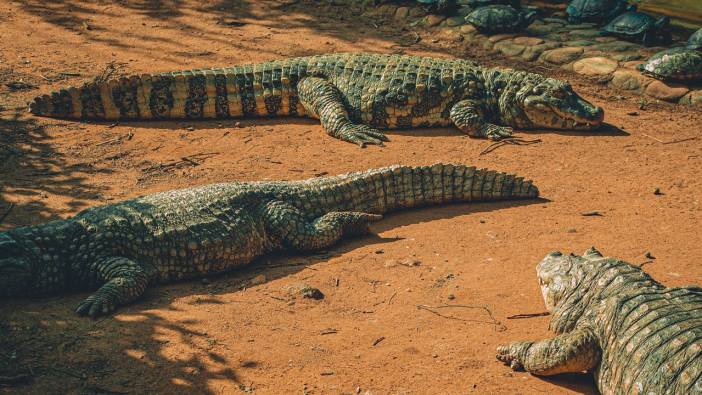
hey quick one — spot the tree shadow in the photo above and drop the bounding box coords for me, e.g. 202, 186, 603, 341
0, 111, 111, 229
0, 197, 544, 394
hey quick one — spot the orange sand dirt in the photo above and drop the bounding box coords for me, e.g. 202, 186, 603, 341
0, 1, 700, 394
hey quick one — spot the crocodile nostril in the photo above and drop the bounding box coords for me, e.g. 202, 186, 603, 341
549, 251, 563, 257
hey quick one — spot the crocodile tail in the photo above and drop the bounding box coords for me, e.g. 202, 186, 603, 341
29, 64, 305, 121
306, 164, 539, 215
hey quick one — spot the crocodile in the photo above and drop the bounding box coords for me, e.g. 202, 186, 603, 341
0, 164, 538, 317
497, 247, 702, 394
29, 53, 604, 146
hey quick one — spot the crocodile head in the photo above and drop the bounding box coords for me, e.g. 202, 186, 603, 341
0, 232, 35, 297
500, 73, 604, 131
535, 250, 584, 313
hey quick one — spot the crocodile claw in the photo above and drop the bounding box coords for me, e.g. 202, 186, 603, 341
482, 125, 514, 140
76, 292, 117, 318
339, 125, 389, 147
496, 342, 526, 371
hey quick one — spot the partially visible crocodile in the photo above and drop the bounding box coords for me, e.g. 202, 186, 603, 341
0, 164, 538, 317
30, 53, 604, 146
497, 247, 702, 394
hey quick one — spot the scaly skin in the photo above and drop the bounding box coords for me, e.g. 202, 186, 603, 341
0, 164, 538, 317
30, 53, 604, 146
497, 247, 702, 394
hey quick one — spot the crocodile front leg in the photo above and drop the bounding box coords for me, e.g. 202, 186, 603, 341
450, 99, 513, 140
297, 77, 389, 147
496, 326, 601, 375
262, 200, 382, 251
76, 257, 152, 317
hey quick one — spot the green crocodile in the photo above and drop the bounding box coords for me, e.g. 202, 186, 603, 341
0, 164, 537, 317
30, 53, 604, 146
498, 247, 702, 394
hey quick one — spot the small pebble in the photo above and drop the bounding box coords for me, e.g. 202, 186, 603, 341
645, 252, 656, 260
320, 369, 334, 376
447, 294, 455, 300
654, 188, 664, 195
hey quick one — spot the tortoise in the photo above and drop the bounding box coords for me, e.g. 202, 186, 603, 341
601, 11, 671, 46
416, 0, 457, 14
566, 0, 635, 24
465, 5, 538, 34
637, 48, 702, 81
687, 28, 702, 51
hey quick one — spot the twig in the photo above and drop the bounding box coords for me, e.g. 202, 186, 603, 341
387, 291, 397, 305
372, 336, 385, 346
479, 138, 541, 156
416, 304, 505, 331
507, 312, 550, 319
662, 136, 697, 145
641, 133, 663, 143
0, 203, 14, 225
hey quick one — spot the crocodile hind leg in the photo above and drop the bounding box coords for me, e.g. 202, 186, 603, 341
496, 326, 601, 375
76, 257, 151, 317
297, 77, 389, 147
263, 201, 383, 251
450, 99, 513, 140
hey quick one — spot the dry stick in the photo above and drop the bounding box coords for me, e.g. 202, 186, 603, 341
663, 136, 698, 145
416, 304, 505, 331
641, 133, 664, 143
479, 138, 541, 156
507, 312, 550, 320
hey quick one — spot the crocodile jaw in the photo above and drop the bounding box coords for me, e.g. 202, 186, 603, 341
536, 251, 576, 313
523, 94, 604, 131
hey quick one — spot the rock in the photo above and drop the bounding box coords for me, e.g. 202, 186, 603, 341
613, 52, 643, 62
542, 17, 567, 25
299, 285, 325, 300
488, 34, 516, 43
513, 36, 544, 46
544, 33, 569, 42
409, 7, 426, 18
424, 14, 446, 27
595, 36, 617, 43
522, 42, 561, 61
573, 57, 618, 76
445, 16, 464, 27
460, 24, 477, 34
645, 81, 690, 102
566, 23, 597, 30
610, 70, 643, 91
540, 47, 584, 64
565, 40, 595, 47
494, 41, 525, 57
400, 258, 422, 267
525, 24, 558, 36
250, 274, 266, 286
567, 29, 602, 39
593, 41, 640, 52
395, 6, 409, 20
680, 90, 702, 106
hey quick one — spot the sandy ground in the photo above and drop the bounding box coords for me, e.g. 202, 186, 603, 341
0, 1, 700, 394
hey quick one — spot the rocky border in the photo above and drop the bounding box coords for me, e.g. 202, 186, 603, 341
365, 2, 702, 106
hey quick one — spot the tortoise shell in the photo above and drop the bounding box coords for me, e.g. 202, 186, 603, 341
465, 5, 537, 34
687, 28, 702, 51
637, 48, 702, 81
566, 0, 632, 24
603, 12, 666, 36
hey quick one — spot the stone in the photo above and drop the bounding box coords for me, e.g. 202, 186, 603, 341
489, 34, 516, 43
645, 81, 690, 102
545, 33, 569, 42
542, 17, 567, 25
445, 16, 465, 27
425, 14, 446, 27
593, 41, 640, 52
610, 70, 643, 91
595, 36, 617, 43
395, 6, 409, 20
540, 47, 584, 64
525, 24, 558, 36
494, 41, 525, 57
680, 90, 702, 106
573, 57, 619, 76
250, 274, 266, 286
612, 52, 643, 62
513, 36, 544, 46
565, 40, 595, 47
409, 7, 426, 18
460, 24, 477, 34
568, 29, 604, 39
522, 42, 561, 61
